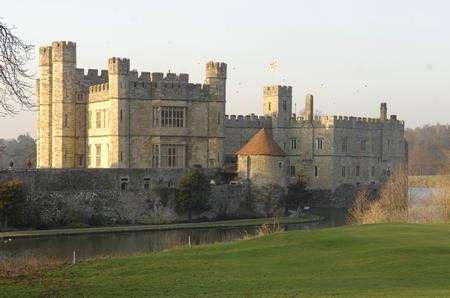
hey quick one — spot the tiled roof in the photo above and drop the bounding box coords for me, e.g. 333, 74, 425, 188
236, 128, 285, 156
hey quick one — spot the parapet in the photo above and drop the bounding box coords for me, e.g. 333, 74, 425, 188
206, 61, 227, 79
51, 41, 76, 63
225, 114, 272, 128
263, 85, 292, 97
108, 57, 130, 75
309, 114, 405, 128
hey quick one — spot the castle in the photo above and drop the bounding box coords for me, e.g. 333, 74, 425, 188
37, 41, 407, 190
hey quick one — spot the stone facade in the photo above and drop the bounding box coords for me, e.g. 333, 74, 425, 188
36, 41, 407, 192
227, 89, 407, 190
37, 41, 226, 170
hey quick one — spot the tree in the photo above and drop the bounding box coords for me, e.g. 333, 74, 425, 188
254, 183, 285, 218
175, 170, 211, 221
282, 178, 313, 216
0, 20, 34, 116
0, 180, 26, 229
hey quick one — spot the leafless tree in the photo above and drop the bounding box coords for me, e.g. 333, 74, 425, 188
0, 19, 34, 116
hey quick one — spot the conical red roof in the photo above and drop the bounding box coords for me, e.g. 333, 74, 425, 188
236, 128, 285, 156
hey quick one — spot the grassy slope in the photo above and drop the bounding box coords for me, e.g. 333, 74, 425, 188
0, 216, 318, 239
3, 224, 450, 297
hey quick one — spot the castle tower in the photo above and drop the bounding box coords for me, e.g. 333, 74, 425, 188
36, 46, 53, 168
108, 57, 130, 168
263, 85, 292, 127
205, 62, 227, 167
50, 41, 77, 168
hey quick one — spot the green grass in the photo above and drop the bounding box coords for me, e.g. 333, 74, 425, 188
2, 223, 450, 297
0, 215, 319, 239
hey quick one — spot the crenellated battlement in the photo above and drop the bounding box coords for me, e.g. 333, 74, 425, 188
88, 83, 110, 102
225, 114, 272, 128
293, 114, 405, 129
127, 81, 211, 100
51, 41, 76, 63
108, 57, 130, 75
206, 61, 227, 79
39, 46, 52, 66
76, 68, 108, 85
263, 85, 292, 97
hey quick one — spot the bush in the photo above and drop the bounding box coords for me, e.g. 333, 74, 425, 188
175, 170, 211, 221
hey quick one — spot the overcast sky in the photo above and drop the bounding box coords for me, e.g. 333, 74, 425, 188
1, 0, 449, 138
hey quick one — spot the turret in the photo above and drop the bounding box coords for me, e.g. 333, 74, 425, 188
51, 41, 77, 168
205, 61, 227, 102
205, 61, 227, 167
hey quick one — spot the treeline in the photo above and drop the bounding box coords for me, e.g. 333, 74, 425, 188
405, 124, 450, 175
0, 134, 36, 169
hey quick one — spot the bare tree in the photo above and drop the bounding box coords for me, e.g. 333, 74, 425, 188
0, 19, 34, 116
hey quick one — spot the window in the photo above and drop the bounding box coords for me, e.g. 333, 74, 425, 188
314, 166, 318, 177
87, 145, 91, 167
64, 113, 68, 128
143, 177, 151, 190
88, 112, 92, 129
95, 144, 101, 167
78, 155, 83, 167
102, 109, 106, 128
387, 140, 392, 152
268, 102, 271, 111
316, 138, 324, 150
341, 166, 346, 177
290, 138, 297, 150
120, 151, 123, 162
160, 144, 185, 168
278, 161, 283, 169
341, 137, 348, 153
290, 165, 296, 177
360, 139, 366, 152
96, 110, 102, 128
355, 165, 360, 177
120, 109, 123, 122
282, 100, 287, 111
152, 144, 160, 168
120, 177, 129, 191
153, 106, 185, 128
167, 180, 174, 188
371, 166, 375, 177
217, 112, 221, 125
371, 142, 376, 153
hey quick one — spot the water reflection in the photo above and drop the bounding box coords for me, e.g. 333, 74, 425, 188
0, 208, 347, 262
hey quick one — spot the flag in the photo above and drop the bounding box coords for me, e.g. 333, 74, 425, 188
269, 60, 279, 71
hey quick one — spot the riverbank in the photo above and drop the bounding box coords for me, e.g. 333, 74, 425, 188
2, 223, 450, 297
0, 215, 320, 239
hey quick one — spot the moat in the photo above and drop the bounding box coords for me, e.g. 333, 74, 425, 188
0, 208, 346, 262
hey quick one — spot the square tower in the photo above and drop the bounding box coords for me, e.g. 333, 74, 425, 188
263, 85, 292, 127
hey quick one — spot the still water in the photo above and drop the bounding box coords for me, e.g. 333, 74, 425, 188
0, 208, 346, 262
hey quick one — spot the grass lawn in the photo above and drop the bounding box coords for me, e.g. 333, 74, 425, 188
0, 215, 319, 239
2, 223, 450, 297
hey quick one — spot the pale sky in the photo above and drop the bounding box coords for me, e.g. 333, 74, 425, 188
1, 0, 449, 138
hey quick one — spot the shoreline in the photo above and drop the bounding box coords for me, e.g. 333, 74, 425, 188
0, 215, 321, 239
